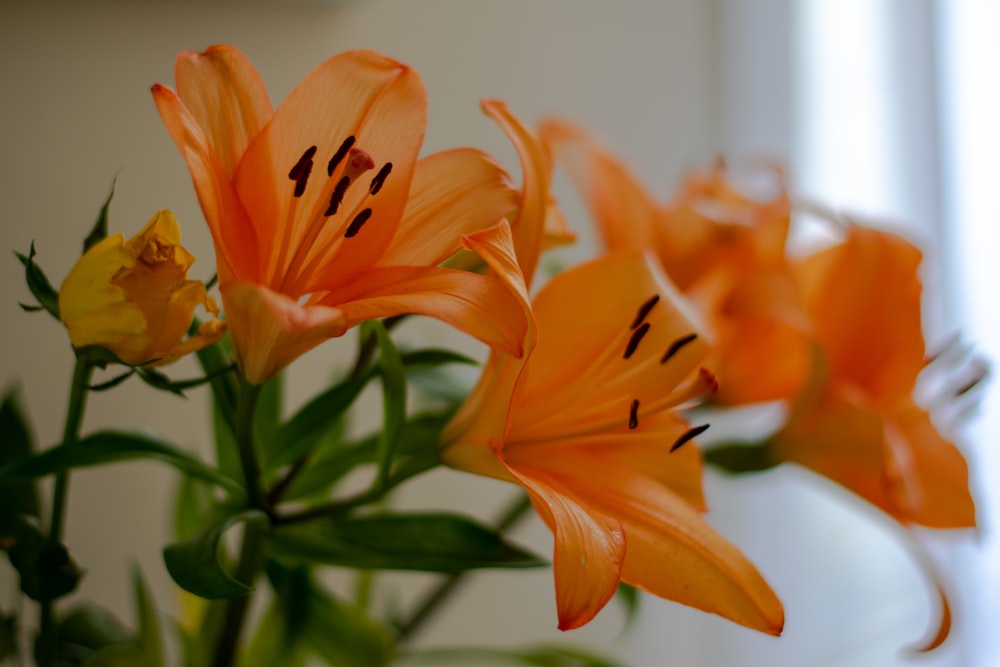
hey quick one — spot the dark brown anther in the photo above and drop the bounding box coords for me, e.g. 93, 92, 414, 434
660, 333, 698, 364
670, 424, 709, 452
628, 399, 639, 430
327, 136, 356, 176
624, 322, 651, 360
345, 208, 373, 238
631, 294, 660, 330
325, 176, 351, 216
288, 146, 317, 198
369, 162, 393, 195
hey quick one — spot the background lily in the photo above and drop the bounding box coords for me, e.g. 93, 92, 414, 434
768, 222, 976, 530
153, 45, 525, 383
58, 210, 225, 366
541, 120, 811, 405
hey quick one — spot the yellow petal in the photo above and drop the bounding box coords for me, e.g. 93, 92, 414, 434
221, 280, 347, 384
378, 148, 518, 267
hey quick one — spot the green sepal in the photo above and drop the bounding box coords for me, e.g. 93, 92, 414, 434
162, 509, 267, 599
397, 644, 625, 667
83, 175, 117, 253
272, 512, 545, 573
135, 364, 237, 397
15, 242, 60, 320
701, 442, 780, 475
55, 603, 131, 663
0, 430, 242, 495
0, 385, 39, 535
87, 369, 137, 392
6, 516, 82, 602
368, 320, 407, 488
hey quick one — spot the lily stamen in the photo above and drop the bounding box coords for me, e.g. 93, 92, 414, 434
369, 162, 393, 195
325, 176, 351, 216
344, 208, 373, 238
631, 294, 660, 330
288, 145, 317, 198
661, 333, 698, 364
628, 399, 640, 429
671, 424, 710, 452
327, 135, 356, 176
624, 322, 651, 359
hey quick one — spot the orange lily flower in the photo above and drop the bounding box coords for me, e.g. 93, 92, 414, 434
58, 210, 225, 366
769, 222, 976, 530
540, 120, 810, 405
443, 105, 784, 635
152, 45, 525, 383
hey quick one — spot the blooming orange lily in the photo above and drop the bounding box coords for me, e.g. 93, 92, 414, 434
443, 105, 784, 634
153, 45, 525, 383
769, 222, 976, 530
58, 210, 225, 366
540, 120, 811, 405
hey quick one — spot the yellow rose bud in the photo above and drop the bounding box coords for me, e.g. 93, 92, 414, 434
58, 210, 225, 366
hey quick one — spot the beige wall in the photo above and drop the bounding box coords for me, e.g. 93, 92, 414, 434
0, 0, 719, 662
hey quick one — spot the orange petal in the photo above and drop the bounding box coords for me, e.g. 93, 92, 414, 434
506, 463, 625, 630
232, 50, 427, 292
152, 83, 260, 282
221, 281, 347, 385
378, 148, 518, 267
482, 100, 553, 289
512, 251, 710, 440
570, 462, 784, 635
320, 264, 528, 359
795, 223, 925, 401
540, 117, 659, 254
174, 44, 274, 178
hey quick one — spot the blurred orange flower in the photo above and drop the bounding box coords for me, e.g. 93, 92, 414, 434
58, 210, 224, 366
541, 120, 810, 405
443, 105, 783, 635
770, 222, 976, 530
153, 45, 524, 383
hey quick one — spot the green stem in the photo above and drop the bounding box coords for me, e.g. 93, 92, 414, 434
208, 377, 269, 667
394, 492, 533, 644
272, 451, 439, 526
38, 354, 93, 667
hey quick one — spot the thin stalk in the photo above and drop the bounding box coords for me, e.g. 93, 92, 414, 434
38, 354, 93, 667
394, 492, 533, 644
208, 377, 269, 667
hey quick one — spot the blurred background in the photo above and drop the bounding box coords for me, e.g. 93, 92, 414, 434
1, 1, 996, 665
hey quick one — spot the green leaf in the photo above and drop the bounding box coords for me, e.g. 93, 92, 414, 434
0, 430, 241, 494
701, 442, 780, 475
81, 645, 157, 666
369, 320, 407, 488
7, 517, 82, 602
56, 603, 131, 658
15, 242, 60, 319
255, 374, 284, 469
398, 644, 625, 667
0, 385, 39, 535
266, 372, 372, 471
132, 567, 163, 667
0, 612, 18, 662
243, 563, 310, 667
398, 348, 478, 369
303, 584, 394, 667
614, 582, 641, 631
282, 411, 451, 503
272, 513, 545, 573
162, 510, 267, 599
84, 175, 117, 253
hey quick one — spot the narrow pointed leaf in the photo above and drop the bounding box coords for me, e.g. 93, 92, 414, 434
0, 386, 39, 534
302, 586, 394, 667
84, 176, 117, 253
614, 582, 641, 631
132, 567, 164, 667
702, 442, 780, 475
0, 430, 241, 494
15, 242, 60, 319
369, 320, 407, 487
162, 510, 267, 599
272, 513, 545, 573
